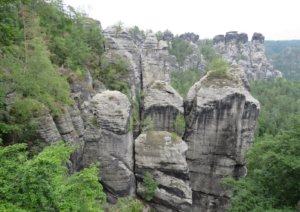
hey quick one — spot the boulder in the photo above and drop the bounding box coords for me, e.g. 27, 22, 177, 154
184, 67, 260, 211
142, 80, 184, 137
82, 91, 135, 203
135, 131, 192, 212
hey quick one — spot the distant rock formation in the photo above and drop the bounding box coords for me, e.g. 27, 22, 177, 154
135, 131, 192, 212
180, 32, 199, 44
212, 31, 282, 80
141, 33, 171, 90
163, 32, 174, 42
184, 67, 260, 211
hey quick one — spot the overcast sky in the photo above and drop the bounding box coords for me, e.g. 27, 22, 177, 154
63, 0, 300, 41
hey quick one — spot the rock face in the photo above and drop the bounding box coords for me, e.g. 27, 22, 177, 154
82, 91, 135, 203
102, 26, 141, 100
135, 131, 192, 212
184, 67, 260, 211
163, 32, 174, 42
180, 32, 199, 44
141, 33, 171, 90
212, 31, 282, 80
141, 80, 184, 137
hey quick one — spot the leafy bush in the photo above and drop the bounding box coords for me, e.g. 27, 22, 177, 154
174, 114, 185, 134
109, 196, 143, 212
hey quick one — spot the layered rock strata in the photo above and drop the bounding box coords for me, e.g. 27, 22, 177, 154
184, 67, 260, 211
135, 131, 192, 212
212, 31, 282, 80
82, 91, 135, 203
141, 80, 184, 137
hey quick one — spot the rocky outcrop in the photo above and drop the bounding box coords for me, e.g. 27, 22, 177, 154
163, 32, 174, 42
131, 34, 146, 48
141, 80, 184, 137
135, 131, 192, 212
53, 107, 84, 173
180, 33, 199, 44
82, 91, 135, 203
141, 34, 171, 89
184, 67, 260, 211
212, 31, 282, 80
102, 26, 141, 100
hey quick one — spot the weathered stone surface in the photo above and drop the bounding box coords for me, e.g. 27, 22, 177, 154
212, 31, 282, 80
163, 32, 174, 42
36, 113, 62, 145
141, 33, 171, 90
135, 131, 192, 212
53, 108, 83, 172
103, 26, 141, 100
142, 80, 184, 136
82, 91, 135, 202
131, 34, 146, 48
93, 79, 106, 94
184, 68, 260, 212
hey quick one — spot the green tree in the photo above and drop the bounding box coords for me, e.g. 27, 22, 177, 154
223, 116, 300, 211
174, 114, 185, 135
0, 141, 106, 211
139, 172, 160, 201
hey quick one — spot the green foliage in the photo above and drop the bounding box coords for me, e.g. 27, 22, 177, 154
99, 53, 130, 94
171, 65, 203, 97
0, 141, 106, 211
171, 132, 177, 139
223, 117, 300, 211
139, 172, 160, 201
168, 35, 194, 66
110, 197, 143, 212
142, 115, 154, 132
129, 119, 133, 132
197, 39, 215, 63
207, 56, 230, 81
250, 78, 300, 137
174, 113, 185, 135
264, 40, 300, 58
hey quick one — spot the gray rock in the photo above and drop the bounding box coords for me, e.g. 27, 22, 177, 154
36, 113, 62, 145
180, 32, 199, 43
93, 79, 106, 94
103, 26, 141, 100
212, 31, 282, 81
141, 33, 171, 90
53, 108, 83, 172
184, 67, 260, 212
82, 91, 135, 202
163, 32, 174, 42
135, 131, 192, 212
142, 80, 184, 137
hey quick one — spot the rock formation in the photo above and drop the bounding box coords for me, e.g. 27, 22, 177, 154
102, 26, 141, 100
180, 32, 199, 44
141, 80, 184, 137
212, 31, 282, 80
135, 131, 192, 212
141, 33, 171, 90
82, 91, 136, 203
184, 67, 260, 211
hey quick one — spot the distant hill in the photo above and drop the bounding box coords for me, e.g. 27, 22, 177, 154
264, 40, 300, 58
